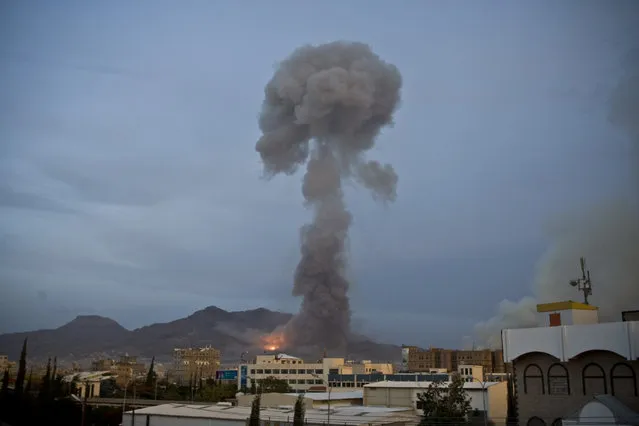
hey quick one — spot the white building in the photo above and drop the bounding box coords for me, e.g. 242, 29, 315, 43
363, 380, 508, 424
238, 353, 393, 393
501, 300, 639, 426
123, 402, 418, 426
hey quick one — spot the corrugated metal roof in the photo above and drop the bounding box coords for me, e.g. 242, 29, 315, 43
125, 403, 416, 425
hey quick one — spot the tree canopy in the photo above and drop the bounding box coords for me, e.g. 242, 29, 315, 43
257, 376, 291, 393
249, 394, 261, 426
293, 394, 306, 426
418, 374, 472, 426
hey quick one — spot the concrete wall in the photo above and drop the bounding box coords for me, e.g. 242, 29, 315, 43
513, 350, 639, 426
486, 382, 508, 426
126, 414, 243, 426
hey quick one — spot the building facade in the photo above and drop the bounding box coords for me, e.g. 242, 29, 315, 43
239, 353, 395, 393
502, 300, 639, 426
173, 346, 221, 384
363, 380, 509, 424
402, 346, 506, 374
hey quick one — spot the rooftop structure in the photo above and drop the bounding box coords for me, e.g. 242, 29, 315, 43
123, 402, 417, 426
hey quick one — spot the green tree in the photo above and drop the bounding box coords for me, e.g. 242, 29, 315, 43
1, 369, 9, 397
257, 376, 291, 393
249, 394, 261, 426
293, 394, 305, 426
145, 356, 156, 387
250, 380, 257, 395
418, 374, 471, 426
15, 338, 27, 394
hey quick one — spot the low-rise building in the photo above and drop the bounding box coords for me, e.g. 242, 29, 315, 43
364, 380, 508, 423
61, 371, 117, 399
124, 402, 418, 426
502, 300, 639, 426
363, 380, 508, 425
237, 390, 364, 409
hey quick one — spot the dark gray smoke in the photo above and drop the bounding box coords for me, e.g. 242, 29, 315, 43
255, 41, 402, 348
475, 50, 639, 348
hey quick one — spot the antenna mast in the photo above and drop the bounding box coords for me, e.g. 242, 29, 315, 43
569, 257, 593, 304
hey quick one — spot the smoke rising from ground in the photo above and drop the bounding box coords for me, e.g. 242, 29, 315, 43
475, 52, 639, 348
256, 41, 402, 349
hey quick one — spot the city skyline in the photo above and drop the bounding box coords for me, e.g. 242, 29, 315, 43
1, 0, 638, 348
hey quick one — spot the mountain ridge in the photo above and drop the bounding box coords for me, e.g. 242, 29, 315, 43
0, 306, 400, 364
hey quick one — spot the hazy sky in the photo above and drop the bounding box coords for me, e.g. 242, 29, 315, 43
1, 0, 637, 348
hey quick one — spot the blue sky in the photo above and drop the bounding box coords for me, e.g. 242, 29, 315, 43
1, 0, 637, 348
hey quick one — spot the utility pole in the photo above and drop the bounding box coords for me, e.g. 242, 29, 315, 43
569, 257, 593, 304
131, 378, 136, 426
80, 380, 88, 426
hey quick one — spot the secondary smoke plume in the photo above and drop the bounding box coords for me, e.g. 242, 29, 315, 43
475, 51, 639, 348
255, 41, 402, 349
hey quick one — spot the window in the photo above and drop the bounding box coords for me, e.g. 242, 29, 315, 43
272, 369, 280, 374
250, 369, 255, 374
315, 369, 323, 374
297, 369, 305, 374
290, 369, 297, 374
281, 369, 289, 374
289, 379, 297, 384
548, 364, 570, 395
611, 363, 637, 397
523, 364, 545, 394
256, 369, 263, 374
527, 417, 546, 426
298, 379, 306, 384
582, 363, 607, 395
315, 379, 322, 384
264, 369, 272, 374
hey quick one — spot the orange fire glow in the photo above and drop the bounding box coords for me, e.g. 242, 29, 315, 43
261, 332, 286, 352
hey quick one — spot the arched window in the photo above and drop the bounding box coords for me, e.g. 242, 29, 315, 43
582, 363, 607, 395
551, 419, 562, 426
527, 416, 546, 426
548, 363, 570, 395
523, 364, 545, 394
611, 363, 637, 397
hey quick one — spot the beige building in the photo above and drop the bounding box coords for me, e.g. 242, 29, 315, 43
242, 354, 393, 393
458, 365, 484, 383
402, 346, 506, 374
363, 380, 509, 424
0, 355, 10, 373
173, 346, 221, 384
112, 355, 146, 386
502, 300, 639, 426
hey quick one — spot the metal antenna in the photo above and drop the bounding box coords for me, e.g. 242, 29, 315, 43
569, 257, 593, 304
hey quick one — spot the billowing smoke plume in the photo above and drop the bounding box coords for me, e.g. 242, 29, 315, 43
256, 41, 402, 349
475, 52, 639, 348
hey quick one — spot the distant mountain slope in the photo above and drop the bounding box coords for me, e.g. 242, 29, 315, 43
0, 306, 399, 363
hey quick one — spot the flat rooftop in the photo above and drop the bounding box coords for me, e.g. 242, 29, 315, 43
285, 390, 363, 400
126, 403, 416, 425
363, 380, 501, 389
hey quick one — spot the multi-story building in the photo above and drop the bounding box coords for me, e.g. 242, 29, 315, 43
173, 346, 221, 385
502, 300, 639, 426
402, 345, 506, 374
91, 359, 115, 371
112, 355, 146, 386
238, 353, 395, 393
